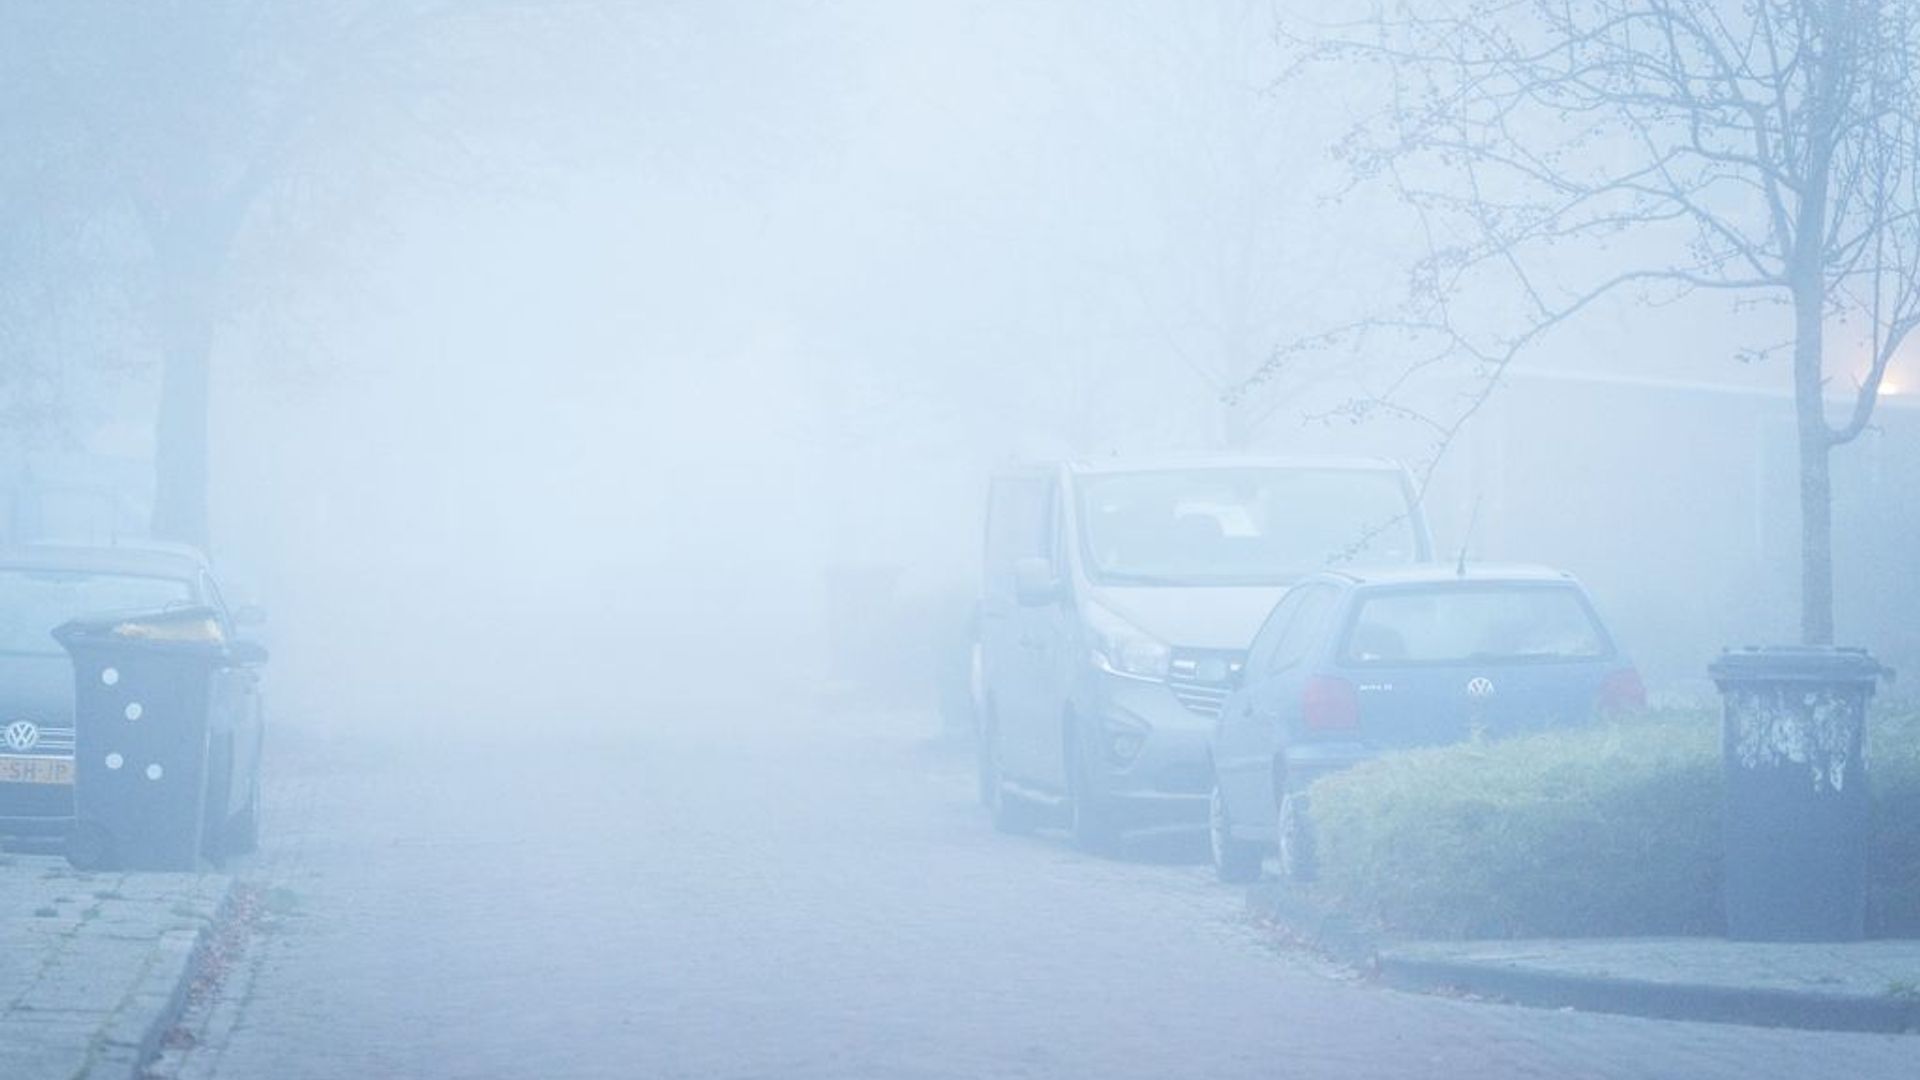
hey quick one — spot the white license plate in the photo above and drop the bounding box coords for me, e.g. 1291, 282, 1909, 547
0, 755, 74, 785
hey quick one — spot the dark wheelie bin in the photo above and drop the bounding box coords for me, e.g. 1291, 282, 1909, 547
1709, 645, 1887, 942
53, 606, 233, 871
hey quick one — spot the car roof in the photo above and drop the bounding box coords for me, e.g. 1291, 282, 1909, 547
0, 543, 210, 581
1312, 562, 1582, 588
998, 454, 1410, 477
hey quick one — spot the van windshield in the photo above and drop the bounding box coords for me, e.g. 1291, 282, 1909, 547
1076, 468, 1420, 586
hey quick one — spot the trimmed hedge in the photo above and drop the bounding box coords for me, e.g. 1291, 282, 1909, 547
1874, 709, 1920, 938
1307, 708, 1920, 939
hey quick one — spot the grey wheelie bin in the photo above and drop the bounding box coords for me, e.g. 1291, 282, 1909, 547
1710, 645, 1887, 942
53, 607, 231, 871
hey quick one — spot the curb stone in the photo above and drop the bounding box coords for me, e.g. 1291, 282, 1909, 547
1374, 952, 1920, 1034
1246, 881, 1378, 972
141, 881, 268, 1080
1246, 882, 1920, 1034
92, 876, 236, 1079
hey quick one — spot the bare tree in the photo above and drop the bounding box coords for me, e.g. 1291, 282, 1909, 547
1240, 0, 1920, 644
5, 1, 613, 549
0, 20, 145, 458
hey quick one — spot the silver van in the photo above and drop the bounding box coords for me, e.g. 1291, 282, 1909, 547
975, 457, 1431, 850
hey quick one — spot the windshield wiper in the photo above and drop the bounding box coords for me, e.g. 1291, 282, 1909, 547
1098, 572, 1200, 586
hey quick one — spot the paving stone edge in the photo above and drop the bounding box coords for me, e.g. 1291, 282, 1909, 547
90, 877, 237, 1080
1245, 882, 1920, 1034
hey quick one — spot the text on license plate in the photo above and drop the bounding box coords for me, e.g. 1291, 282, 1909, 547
0, 755, 74, 785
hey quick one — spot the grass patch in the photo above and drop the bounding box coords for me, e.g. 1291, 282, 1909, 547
1308, 707, 1920, 939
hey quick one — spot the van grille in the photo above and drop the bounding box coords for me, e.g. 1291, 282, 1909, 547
1167, 650, 1244, 719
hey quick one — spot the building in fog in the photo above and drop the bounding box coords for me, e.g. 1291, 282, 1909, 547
1424, 370, 1920, 689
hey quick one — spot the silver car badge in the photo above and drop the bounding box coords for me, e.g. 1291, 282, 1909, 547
1466, 677, 1496, 701
4, 720, 40, 752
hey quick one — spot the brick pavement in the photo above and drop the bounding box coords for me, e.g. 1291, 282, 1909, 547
0, 854, 229, 1080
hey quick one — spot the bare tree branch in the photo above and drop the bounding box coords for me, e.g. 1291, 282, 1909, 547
1244, 0, 1920, 643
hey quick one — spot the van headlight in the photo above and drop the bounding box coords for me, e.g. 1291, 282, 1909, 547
1086, 602, 1171, 682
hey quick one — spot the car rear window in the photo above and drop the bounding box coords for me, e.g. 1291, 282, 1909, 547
1341, 585, 1610, 664
0, 569, 197, 656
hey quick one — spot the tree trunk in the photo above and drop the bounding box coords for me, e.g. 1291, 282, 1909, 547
1791, 279, 1835, 646
150, 296, 214, 551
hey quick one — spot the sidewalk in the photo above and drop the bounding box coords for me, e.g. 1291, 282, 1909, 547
1250, 884, 1920, 1033
1, 852, 231, 1080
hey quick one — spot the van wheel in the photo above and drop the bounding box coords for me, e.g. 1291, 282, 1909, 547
1209, 782, 1262, 884
975, 719, 998, 807
1066, 734, 1118, 854
991, 784, 1038, 834
1277, 792, 1316, 883
985, 728, 1037, 834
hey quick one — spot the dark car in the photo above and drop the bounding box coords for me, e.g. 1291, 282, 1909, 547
1207, 563, 1644, 882
0, 544, 266, 857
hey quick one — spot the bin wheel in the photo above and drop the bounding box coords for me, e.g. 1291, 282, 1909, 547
223, 777, 261, 857
66, 821, 117, 872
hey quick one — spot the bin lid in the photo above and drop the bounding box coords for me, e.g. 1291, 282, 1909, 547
1708, 645, 1890, 686
52, 606, 229, 656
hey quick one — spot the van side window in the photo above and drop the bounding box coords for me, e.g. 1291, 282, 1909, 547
1267, 585, 1340, 673
984, 478, 1053, 597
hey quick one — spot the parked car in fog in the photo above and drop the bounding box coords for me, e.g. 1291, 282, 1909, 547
1207, 563, 1644, 882
0, 544, 266, 857
975, 456, 1432, 850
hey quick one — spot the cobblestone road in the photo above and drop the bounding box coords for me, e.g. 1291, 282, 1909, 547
170, 713, 1916, 1079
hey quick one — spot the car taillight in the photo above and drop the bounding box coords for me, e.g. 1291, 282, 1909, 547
1302, 675, 1360, 731
1599, 668, 1647, 714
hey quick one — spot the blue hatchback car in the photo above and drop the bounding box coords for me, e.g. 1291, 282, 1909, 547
1207, 564, 1644, 882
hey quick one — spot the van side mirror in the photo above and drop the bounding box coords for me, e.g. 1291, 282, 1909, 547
1013, 557, 1064, 607
234, 604, 268, 629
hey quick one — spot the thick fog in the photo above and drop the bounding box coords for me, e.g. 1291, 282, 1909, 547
1, 1, 1906, 740
212, 1, 1428, 740
9, 4, 1920, 1078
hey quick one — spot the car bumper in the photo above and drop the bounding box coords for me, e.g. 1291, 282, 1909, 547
0, 779, 74, 830
0, 813, 73, 839
1077, 673, 1215, 824
1281, 742, 1376, 792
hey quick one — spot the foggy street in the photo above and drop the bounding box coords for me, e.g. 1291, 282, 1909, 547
5, 9, 1920, 1076
162, 702, 1915, 1080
